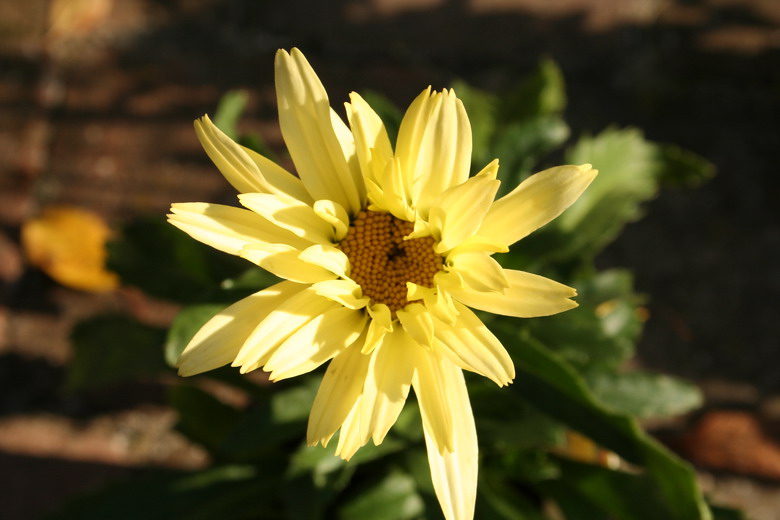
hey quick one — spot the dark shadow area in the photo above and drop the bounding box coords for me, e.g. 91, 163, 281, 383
0, 451, 136, 520
0, 352, 167, 418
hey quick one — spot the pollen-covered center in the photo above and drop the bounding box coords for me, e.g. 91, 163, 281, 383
339, 210, 442, 312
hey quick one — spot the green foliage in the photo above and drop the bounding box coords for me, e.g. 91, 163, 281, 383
107, 217, 250, 304
68, 315, 169, 391
165, 303, 226, 367
45, 466, 271, 520
59, 58, 728, 520
586, 371, 703, 419
453, 59, 570, 197
213, 90, 249, 140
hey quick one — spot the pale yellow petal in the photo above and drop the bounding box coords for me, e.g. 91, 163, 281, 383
265, 308, 368, 381
193, 115, 269, 195
345, 92, 393, 189
238, 192, 334, 244
423, 364, 478, 520
451, 269, 577, 318
233, 287, 339, 370
446, 250, 509, 293
412, 349, 454, 453
274, 48, 364, 215
240, 144, 313, 203
168, 202, 310, 255
409, 90, 473, 215
360, 328, 415, 445
478, 164, 597, 246
177, 281, 304, 376
240, 243, 336, 283
406, 283, 459, 326
335, 397, 369, 460
395, 86, 434, 195
396, 303, 434, 350
363, 303, 393, 354
311, 279, 369, 309
372, 157, 414, 221
308, 342, 371, 447
432, 303, 515, 387
313, 199, 350, 241
298, 244, 350, 278
428, 159, 499, 253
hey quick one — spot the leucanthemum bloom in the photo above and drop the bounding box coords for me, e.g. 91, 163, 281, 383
169, 48, 596, 520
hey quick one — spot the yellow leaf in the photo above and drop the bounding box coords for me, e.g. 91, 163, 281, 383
22, 206, 119, 292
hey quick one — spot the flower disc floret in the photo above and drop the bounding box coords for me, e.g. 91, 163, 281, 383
339, 210, 442, 312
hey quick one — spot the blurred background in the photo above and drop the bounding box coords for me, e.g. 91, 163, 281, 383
1, 0, 778, 518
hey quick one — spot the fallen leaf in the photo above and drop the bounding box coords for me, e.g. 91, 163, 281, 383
22, 206, 119, 292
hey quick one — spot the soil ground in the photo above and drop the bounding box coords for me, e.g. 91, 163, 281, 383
1, 0, 779, 518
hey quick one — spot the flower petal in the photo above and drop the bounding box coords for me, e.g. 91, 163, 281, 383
194, 115, 310, 202
371, 157, 414, 221
396, 89, 472, 215
478, 164, 597, 246
240, 143, 313, 203
312, 279, 369, 309
396, 303, 434, 350
446, 250, 509, 293
240, 243, 336, 283
265, 307, 368, 381
275, 48, 364, 215
428, 159, 499, 253
412, 349, 454, 453
298, 244, 350, 278
432, 303, 515, 387
239, 192, 335, 244
308, 342, 372, 448
232, 287, 339, 370
335, 397, 369, 460
360, 327, 415, 445
345, 92, 393, 190
363, 303, 393, 355
177, 281, 304, 376
451, 269, 577, 318
313, 199, 350, 241
168, 202, 310, 255
423, 364, 478, 520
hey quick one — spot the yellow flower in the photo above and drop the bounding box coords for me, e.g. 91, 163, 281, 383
169, 48, 596, 520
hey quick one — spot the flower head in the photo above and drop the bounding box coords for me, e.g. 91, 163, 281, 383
169, 48, 596, 520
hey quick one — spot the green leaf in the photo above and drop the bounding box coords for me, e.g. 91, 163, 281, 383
492, 116, 570, 197
655, 143, 715, 188
477, 471, 548, 520
45, 466, 271, 520
587, 371, 703, 419
165, 303, 227, 367
512, 269, 642, 371
67, 315, 168, 391
339, 471, 425, 520
219, 378, 317, 461
168, 384, 242, 454
709, 503, 749, 520
553, 127, 660, 260
108, 217, 247, 304
502, 57, 567, 122
359, 90, 403, 144
499, 331, 712, 520
539, 458, 674, 520
213, 90, 249, 140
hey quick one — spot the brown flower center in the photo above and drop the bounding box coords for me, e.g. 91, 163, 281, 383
339, 210, 442, 312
